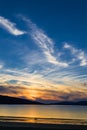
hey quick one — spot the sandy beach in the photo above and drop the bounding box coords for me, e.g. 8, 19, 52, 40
0, 122, 87, 130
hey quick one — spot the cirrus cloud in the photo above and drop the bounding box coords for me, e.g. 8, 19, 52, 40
22, 17, 68, 67
0, 16, 26, 36
64, 43, 87, 66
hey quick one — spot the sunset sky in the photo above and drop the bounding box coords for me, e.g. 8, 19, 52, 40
0, 0, 87, 103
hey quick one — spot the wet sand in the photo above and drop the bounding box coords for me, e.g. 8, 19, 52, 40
0, 122, 87, 130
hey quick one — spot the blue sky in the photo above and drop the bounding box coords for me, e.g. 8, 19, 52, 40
0, 0, 87, 103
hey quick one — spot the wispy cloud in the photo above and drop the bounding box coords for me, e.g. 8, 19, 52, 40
0, 64, 87, 102
0, 61, 4, 69
64, 43, 87, 66
0, 65, 3, 69
0, 16, 26, 36
0, 15, 87, 102
22, 17, 68, 67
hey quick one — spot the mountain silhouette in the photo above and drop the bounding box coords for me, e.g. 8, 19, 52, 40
0, 95, 43, 104
50, 101, 87, 105
0, 95, 87, 105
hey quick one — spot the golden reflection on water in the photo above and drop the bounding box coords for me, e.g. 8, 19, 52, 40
0, 105, 87, 120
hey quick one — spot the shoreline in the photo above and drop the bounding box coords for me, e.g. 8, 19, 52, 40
0, 121, 87, 130
0, 116, 87, 125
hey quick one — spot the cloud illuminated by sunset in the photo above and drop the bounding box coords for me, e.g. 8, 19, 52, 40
0, 10, 87, 103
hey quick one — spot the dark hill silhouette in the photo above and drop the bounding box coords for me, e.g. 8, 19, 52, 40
50, 101, 87, 105
0, 95, 43, 104
0, 95, 87, 105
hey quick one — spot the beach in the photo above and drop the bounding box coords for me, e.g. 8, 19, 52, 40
0, 122, 87, 130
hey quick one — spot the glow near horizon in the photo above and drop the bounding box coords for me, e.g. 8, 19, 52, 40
0, 16, 87, 103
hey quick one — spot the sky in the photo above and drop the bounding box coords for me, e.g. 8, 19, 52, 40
0, 0, 87, 103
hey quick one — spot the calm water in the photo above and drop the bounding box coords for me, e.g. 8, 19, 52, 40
0, 105, 87, 125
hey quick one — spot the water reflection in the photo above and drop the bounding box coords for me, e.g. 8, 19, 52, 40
0, 105, 87, 119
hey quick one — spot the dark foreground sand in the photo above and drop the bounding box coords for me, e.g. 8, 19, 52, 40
0, 122, 87, 130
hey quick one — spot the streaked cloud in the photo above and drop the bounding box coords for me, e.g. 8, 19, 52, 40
0, 15, 87, 103
64, 43, 87, 66
0, 64, 3, 69
0, 81, 87, 103
0, 16, 26, 36
0, 66, 87, 102
0, 61, 4, 69
22, 17, 68, 67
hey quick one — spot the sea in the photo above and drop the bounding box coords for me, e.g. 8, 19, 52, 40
0, 105, 87, 125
